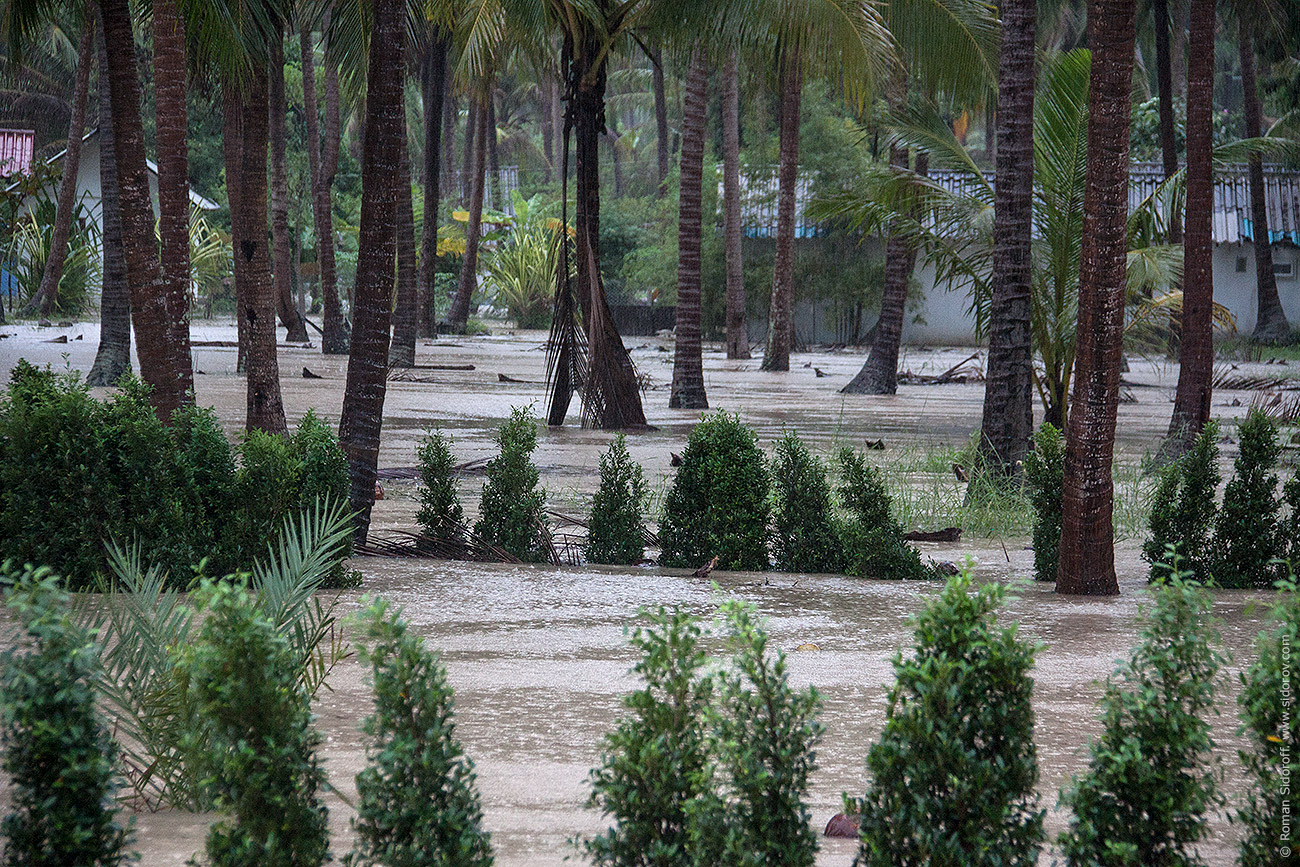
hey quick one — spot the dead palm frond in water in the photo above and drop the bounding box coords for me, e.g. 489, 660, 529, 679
1249, 390, 1300, 424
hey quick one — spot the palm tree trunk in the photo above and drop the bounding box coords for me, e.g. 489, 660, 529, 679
841, 144, 923, 394
1153, 0, 1180, 242
549, 76, 562, 182
1162, 0, 1215, 458
1170, 0, 1187, 99
317, 21, 348, 354
445, 95, 489, 332
1240, 18, 1288, 343
1056, 0, 1138, 596
978, 0, 1037, 477
762, 49, 801, 372
651, 43, 669, 198
301, 21, 346, 355
33, 18, 93, 317
722, 51, 749, 360
232, 64, 287, 435
389, 111, 418, 367
222, 82, 249, 372
88, 19, 131, 387
417, 34, 448, 338
487, 94, 501, 208
100, 0, 192, 422
270, 29, 307, 342
669, 46, 709, 410
339, 0, 404, 543
461, 100, 477, 205
443, 87, 457, 185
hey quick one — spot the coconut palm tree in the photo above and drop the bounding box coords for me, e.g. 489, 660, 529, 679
269, 23, 308, 342
668, 43, 709, 409
1056, 0, 1139, 597
389, 111, 419, 365
722, 50, 749, 360
415, 4, 455, 339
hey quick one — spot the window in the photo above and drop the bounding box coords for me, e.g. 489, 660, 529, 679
1274, 261, 1295, 281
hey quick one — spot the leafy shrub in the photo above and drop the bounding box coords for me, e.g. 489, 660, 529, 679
659, 412, 771, 571
771, 431, 842, 574
582, 608, 715, 867
294, 410, 349, 511
585, 435, 647, 566
474, 406, 550, 562
171, 403, 239, 572
345, 599, 494, 867
1058, 561, 1222, 866
416, 428, 466, 543
836, 449, 935, 580
1211, 412, 1286, 589
235, 429, 302, 563
1144, 422, 1220, 581
1235, 576, 1300, 867
178, 580, 330, 867
1023, 423, 1064, 582
854, 567, 1044, 866
0, 563, 134, 867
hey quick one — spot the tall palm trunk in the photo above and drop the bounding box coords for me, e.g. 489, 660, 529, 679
152, 0, 193, 376
651, 43, 669, 198
762, 49, 801, 372
841, 144, 924, 394
1153, 0, 1181, 241
390, 112, 418, 367
417, 34, 448, 338
1056, 0, 1138, 596
100, 0, 192, 422
461, 100, 477, 204
222, 81, 248, 371
32, 18, 93, 317
443, 86, 457, 185
1162, 0, 1215, 457
445, 95, 488, 332
301, 22, 346, 355
339, 0, 404, 543
1240, 18, 1288, 342
722, 51, 749, 360
88, 21, 131, 387
487, 94, 501, 206
270, 29, 307, 342
669, 46, 709, 410
978, 0, 1037, 477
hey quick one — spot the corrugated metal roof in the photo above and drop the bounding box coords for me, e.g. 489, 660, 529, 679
0, 129, 35, 176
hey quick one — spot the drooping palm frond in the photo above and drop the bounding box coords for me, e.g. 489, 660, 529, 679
883, 0, 998, 108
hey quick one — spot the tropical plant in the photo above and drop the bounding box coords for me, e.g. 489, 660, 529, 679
585, 435, 648, 566
854, 567, 1044, 866
1023, 423, 1064, 582
5, 191, 101, 316
836, 448, 935, 580
1211, 411, 1286, 589
417, 428, 466, 544
771, 431, 842, 574
0, 563, 135, 867
483, 192, 567, 329
474, 406, 550, 562
1143, 421, 1220, 582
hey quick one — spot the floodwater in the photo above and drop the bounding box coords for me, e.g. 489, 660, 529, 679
0, 321, 1295, 865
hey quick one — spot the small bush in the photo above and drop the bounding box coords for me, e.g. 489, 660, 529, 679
294, 410, 349, 511
659, 412, 770, 571
416, 429, 466, 543
1023, 423, 1064, 582
170, 403, 239, 572
474, 406, 550, 562
1211, 412, 1286, 588
1235, 576, 1300, 867
178, 580, 330, 867
771, 431, 842, 574
235, 429, 302, 562
854, 567, 1044, 866
581, 608, 715, 867
0, 563, 134, 867
1058, 560, 1223, 866
836, 449, 935, 580
1144, 422, 1220, 581
585, 435, 647, 566
345, 599, 493, 867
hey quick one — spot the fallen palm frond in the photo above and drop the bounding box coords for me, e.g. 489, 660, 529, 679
1249, 391, 1300, 424
1212, 364, 1300, 391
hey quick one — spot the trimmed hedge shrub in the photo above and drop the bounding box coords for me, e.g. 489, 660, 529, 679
416, 429, 466, 543
659, 412, 770, 571
1212, 411, 1286, 589
1144, 422, 1220, 581
836, 449, 935, 580
1023, 423, 1064, 582
771, 431, 842, 574
474, 406, 550, 562
585, 435, 647, 566
854, 567, 1044, 866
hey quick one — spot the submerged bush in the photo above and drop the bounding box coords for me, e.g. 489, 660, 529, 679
836, 449, 935, 580
659, 412, 770, 571
1212, 411, 1285, 589
1144, 423, 1220, 581
1059, 561, 1222, 866
416, 428, 466, 543
1023, 423, 1064, 582
0, 563, 134, 867
346, 599, 493, 867
474, 406, 550, 562
585, 435, 647, 566
771, 431, 842, 574
854, 567, 1044, 866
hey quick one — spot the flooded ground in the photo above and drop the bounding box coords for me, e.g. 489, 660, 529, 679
0, 320, 1294, 864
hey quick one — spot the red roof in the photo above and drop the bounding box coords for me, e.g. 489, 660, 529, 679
0, 129, 34, 176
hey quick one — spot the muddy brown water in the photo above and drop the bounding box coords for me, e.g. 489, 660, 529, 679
0, 321, 1294, 865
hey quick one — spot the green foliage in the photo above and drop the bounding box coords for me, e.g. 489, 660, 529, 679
294, 410, 349, 510
6, 191, 100, 316
474, 407, 549, 562
0, 563, 134, 867
1144, 422, 1221, 581
854, 567, 1044, 867
581, 608, 715, 867
1023, 424, 1064, 582
771, 432, 843, 574
1235, 577, 1300, 867
1211, 412, 1286, 589
836, 449, 935, 580
483, 192, 565, 329
1287, 466, 1300, 570
585, 435, 647, 566
417, 429, 466, 543
1058, 563, 1223, 866
345, 599, 494, 867
177, 580, 330, 867
659, 412, 771, 572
